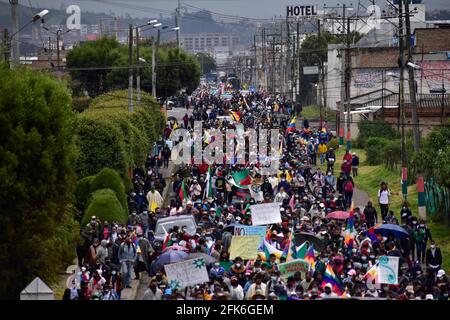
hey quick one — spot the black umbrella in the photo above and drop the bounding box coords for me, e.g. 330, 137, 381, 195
294, 232, 325, 251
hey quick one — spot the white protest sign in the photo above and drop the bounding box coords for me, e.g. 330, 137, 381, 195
377, 256, 399, 284
164, 258, 209, 289
250, 203, 282, 226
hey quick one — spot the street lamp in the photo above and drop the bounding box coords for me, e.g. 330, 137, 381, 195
8, 8, 49, 67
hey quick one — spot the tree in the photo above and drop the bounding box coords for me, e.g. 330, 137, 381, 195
195, 52, 216, 75
0, 63, 78, 299
66, 37, 122, 97
66, 38, 200, 98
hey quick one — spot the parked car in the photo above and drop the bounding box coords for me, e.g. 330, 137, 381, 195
153, 215, 197, 249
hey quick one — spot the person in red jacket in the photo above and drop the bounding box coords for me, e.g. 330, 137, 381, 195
343, 150, 353, 163
341, 160, 352, 179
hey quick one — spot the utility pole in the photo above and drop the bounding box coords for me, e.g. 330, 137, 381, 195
128, 24, 134, 113
404, 0, 420, 151
253, 34, 258, 89
398, 1, 407, 200
296, 21, 300, 102
339, 4, 347, 146
136, 27, 141, 106
176, 0, 181, 48
3, 28, 10, 67
262, 28, 266, 91
345, 16, 352, 151
56, 30, 61, 68
318, 18, 323, 129
10, 0, 19, 66
152, 29, 161, 98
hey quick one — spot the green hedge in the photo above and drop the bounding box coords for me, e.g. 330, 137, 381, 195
75, 90, 165, 179
366, 137, 390, 165
327, 138, 340, 151
74, 175, 95, 212
89, 168, 127, 213
81, 188, 127, 226
356, 120, 400, 148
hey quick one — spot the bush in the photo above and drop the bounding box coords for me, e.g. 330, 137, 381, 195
74, 175, 95, 213
81, 188, 127, 226
366, 137, 390, 165
382, 140, 401, 170
72, 96, 91, 113
356, 120, 400, 148
89, 168, 127, 213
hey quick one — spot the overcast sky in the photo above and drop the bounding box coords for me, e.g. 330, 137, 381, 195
3, 0, 450, 19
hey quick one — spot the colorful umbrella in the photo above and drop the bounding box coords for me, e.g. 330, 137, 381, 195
326, 210, 351, 220
151, 249, 189, 273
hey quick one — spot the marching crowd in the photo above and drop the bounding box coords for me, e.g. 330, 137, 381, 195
65, 88, 448, 301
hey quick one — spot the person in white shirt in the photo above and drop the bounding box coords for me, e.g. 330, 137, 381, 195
225, 276, 244, 300
377, 182, 391, 221
146, 186, 163, 211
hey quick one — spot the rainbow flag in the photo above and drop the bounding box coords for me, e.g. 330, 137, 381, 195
321, 263, 343, 295
344, 210, 355, 250
281, 233, 292, 259
364, 263, 379, 284
304, 245, 316, 271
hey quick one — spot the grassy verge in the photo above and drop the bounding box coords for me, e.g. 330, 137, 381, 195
328, 146, 450, 272
302, 105, 336, 122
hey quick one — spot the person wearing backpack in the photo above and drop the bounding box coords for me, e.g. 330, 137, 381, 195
119, 236, 137, 288
344, 177, 354, 209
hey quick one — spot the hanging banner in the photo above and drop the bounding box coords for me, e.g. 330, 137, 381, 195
278, 259, 310, 280
233, 225, 267, 243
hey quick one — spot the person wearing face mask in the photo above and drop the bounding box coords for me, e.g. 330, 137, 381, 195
224, 276, 244, 300
425, 241, 442, 274
142, 279, 163, 300
320, 283, 337, 299
245, 273, 267, 300
230, 257, 246, 277
118, 236, 137, 288
209, 262, 225, 280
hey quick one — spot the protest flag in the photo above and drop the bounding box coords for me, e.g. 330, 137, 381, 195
322, 263, 344, 295
344, 209, 356, 250
179, 180, 188, 203
304, 244, 316, 271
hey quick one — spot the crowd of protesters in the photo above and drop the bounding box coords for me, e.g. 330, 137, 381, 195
66, 87, 448, 301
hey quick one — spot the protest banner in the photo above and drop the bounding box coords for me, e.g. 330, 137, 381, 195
164, 258, 209, 289
229, 235, 261, 260
377, 256, 399, 284
233, 225, 266, 243
250, 203, 282, 226
278, 259, 309, 280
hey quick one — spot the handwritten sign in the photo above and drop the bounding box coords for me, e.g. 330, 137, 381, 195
278, 259, 310, 280
377, 256, 399, 284
164, 258, 209, 289
250, 203, 282, 226
229, 235, 261, 260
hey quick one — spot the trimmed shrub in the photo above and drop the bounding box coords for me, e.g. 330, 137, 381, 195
382, 140, 402, 170
366, 137, 390, 165
89, 168, 127, 213
74, 175, 95, 212
81, 188, 127, 226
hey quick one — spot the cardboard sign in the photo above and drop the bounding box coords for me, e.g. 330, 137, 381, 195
250, 203, 282, 226
233, 225, 266, 243
278, 259, 310, 280
164, 258, 209, 289
229, 235, 261, 260
377, 256, 399, 284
